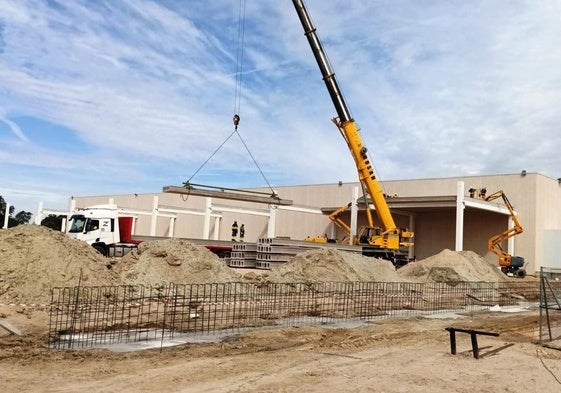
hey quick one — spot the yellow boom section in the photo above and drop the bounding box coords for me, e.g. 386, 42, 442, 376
334, 119, 397, 233
293, 0, 413, 252
485, 190, 524, 267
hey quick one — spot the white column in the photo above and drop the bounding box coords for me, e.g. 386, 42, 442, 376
150, 195, 158, 236
267, 206, 277, 238
409, 214, 415, 259
329, 222, 336, 240
67, 198, 76, 233
34, 202, 44, 225
508, 216, 515, 255
213, 217, 220, 240
3, 203, 9, 229
168, 217, 176, 238
203, 197, 212, 240
349, 187, 359, 245
455, 181, 465, 251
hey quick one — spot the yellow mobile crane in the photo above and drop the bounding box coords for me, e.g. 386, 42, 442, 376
484, 190, 526, 278
292, 0, 413, 265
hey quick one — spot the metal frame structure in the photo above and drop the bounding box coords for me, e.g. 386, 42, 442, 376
49, 280, 539, 350
538, 267, 561, 346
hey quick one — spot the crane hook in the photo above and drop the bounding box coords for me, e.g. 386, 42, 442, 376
233, 114, 240, 130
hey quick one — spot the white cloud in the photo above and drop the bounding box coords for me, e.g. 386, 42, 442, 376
0, 114, 27, 141
1, 0, 561, 216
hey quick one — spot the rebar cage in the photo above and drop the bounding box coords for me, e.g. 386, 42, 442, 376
48, 281, 539, 349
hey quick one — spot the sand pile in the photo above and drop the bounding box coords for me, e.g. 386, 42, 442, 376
0, 225, 510, 304
112, 239, 241, 286
262, 248, 403, 283
0, 226, 241, 303
398, 249, 508, 283
0, 225, 121, 303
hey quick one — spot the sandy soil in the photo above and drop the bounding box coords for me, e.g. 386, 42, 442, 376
1, 305, 561, 393
0, 225, 518, 305
1, 225, 557, 392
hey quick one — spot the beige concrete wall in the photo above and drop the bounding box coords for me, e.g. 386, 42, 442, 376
535, 176, 561, 271
68, 172, 561, 273
70, 192, 332, 243
409, 210, 455, 259
381, 172, 549, 273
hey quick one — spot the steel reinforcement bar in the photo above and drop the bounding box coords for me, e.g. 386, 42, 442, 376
48, 281, 539, 349
538, 267, 561, 344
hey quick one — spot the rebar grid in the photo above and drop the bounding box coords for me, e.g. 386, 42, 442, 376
48, 280, 537, 349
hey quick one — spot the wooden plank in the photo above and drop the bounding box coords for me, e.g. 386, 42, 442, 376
162, 185, 293, 206
0, 320, 22, 336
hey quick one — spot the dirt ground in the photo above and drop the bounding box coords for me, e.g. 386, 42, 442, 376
1, 304, 561, 393
1, 225, 559, 392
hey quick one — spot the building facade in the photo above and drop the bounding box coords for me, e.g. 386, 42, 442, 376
57, 172, 561, 275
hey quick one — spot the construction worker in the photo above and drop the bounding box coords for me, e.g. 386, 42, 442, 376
231, 221, 239, 241
239, 224, 245, 242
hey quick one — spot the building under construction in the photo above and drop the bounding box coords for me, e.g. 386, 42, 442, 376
41, 171, 561, 276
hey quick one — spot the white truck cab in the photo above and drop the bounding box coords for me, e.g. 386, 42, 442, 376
67, 204, 135, 257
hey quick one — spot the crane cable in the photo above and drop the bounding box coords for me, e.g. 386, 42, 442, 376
233, 0, 245, 118
187, 0, 276, 196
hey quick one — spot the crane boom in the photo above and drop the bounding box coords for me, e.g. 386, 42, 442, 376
292, 0, 412, 251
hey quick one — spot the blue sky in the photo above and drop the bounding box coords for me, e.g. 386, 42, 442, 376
1, 0, 561, 216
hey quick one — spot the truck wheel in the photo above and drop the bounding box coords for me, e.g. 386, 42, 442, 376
93, 244, 108, 257
516, 269, 526, 279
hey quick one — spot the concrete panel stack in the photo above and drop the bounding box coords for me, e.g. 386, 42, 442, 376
228, 243, 257, 268
255, 238, 362, 270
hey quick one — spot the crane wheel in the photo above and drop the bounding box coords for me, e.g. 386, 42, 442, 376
516, 269, 526, 279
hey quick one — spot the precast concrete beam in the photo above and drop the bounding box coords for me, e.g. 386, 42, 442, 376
163, 185, 293, 206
